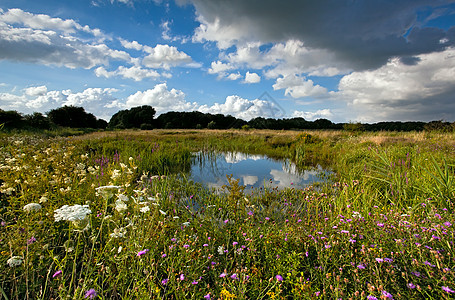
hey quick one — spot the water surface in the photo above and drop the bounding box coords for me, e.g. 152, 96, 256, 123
190, 152, 327, 190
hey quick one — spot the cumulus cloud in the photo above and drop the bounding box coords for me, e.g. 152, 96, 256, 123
142, 44, 192, 69
95, 66, 160, 81
336, 47, 455, 122
0, 85, 119, 119
199, 95, 283, 120
244, 71, 260, 83
208, 60, 234, 74
124, 83, 198, 113
227, 73, 241, 80
292, 109, 333, 121
0, 8, 131, 69
188, 0, 455, 70
273, 75, 328, 98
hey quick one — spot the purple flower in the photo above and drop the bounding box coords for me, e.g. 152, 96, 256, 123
204, 294, 211, 299
407, 283, 416, 289
247, 211, 253, 216
179, 273, 185, 281
424, 261, 436, 267
183, 244, 190, 249
275, 275, 283, 281
192, 280, 198, 285
349, 238, 356, 243
84, 288, 97, 299
161, 278, 169, 285
442, 286, 455, 293
232, 242, 238, 246
377, 223, 384, 227
219, 272, 227, 278
340, 230, 349, 234
383, 258, 393, 263
137, 249, 149, 256
265, 217, 270, 221
375, 258, 384, 263
52, 270, 63, 279
367, 296, 377, 300
230, 273, 238, 280
357, 264, 366, 269
382, 291, 393, 299
27, 236, 37, 245
411, 271, 421, 277
444, 222, 452, 227
203, 243, 208, 247
314, 291, 320, 296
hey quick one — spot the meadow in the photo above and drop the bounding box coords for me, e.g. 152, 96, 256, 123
0, 129, 454, 299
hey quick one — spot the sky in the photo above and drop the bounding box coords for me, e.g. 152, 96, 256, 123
1, 0, 455, 123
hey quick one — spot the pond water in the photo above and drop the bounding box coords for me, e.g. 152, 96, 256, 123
190, 152, 328, 190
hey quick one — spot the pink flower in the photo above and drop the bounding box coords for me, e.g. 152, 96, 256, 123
84, 289, 97, 299
137, 249, 149, 256
442, 286, 455, 293
52, 270, 63, 279
275, 275, 283, 281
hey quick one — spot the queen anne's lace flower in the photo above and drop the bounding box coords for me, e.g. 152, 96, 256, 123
7, 256, 23, 267
23, 203, 42, 212
54, 204, 91, 222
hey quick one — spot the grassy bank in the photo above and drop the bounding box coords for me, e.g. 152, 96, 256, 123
0, 130, 454, 299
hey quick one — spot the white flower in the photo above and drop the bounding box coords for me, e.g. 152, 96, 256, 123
7, 256, 23, 267
115, 200, 128, 213
54, 204, 91, 222
39, 196, 48, 203
217, 246, 224, 255
140, 206, 150, 213
117, 194, 129, 202
23, 203, 42, 213
159, 210, 167, 215
95, 185, 122, 191
110, 227, 127, 238
182, 222, 190, 227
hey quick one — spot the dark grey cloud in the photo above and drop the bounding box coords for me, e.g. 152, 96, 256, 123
186, 0, 455, 70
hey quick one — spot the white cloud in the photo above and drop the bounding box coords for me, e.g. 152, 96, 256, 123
119, 38, 143, 51
142, 44, 192, 69
25, 85, 47, 96
336, 47, 455, 121
244, 71, 260, 83
199, 95, 283, 120
124, 83, 197, 113
208, 60, 234, 74
0, 9, 132, 69
95, 66, 160, 81
292, 109, 333, 121
273, 74, 328, 98
227, 73, 241, 80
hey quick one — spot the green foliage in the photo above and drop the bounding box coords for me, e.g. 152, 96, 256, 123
47, 106, 104, 129
108, 105, 156, 129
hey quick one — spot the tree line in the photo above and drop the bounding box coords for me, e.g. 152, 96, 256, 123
1, 105, 454, 132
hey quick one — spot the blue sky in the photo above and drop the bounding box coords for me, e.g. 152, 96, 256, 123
1, 0, 455, 123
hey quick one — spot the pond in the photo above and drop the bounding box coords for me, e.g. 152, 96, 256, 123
190, 151, 329, 190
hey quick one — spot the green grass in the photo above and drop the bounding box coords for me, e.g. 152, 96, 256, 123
0, 130, 454, 299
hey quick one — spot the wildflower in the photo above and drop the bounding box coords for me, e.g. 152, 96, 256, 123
357, 264, 366, 269
23, 203, 42, 213
247, 211, 253, 216
275, 275, 283, 281
204, 294, 211, 299
27, 236, 37, 245
115, 200, 127, 213
442, 286, 455, 293
218, 246, 225, 255
192, 280, 198, 285
161, 278, 169, 285
161, 253, 167, 258
232, 242, 238, 246
84, 288, 97, 299
203, 244, 208, 247
54, 204, 91, 222
137, 249, 149, 256
367, 296, 377, 300
179, 273, 185, 281
219, 272, 227, 278
341, 230, 349, 234
53, 270, 63, 279
444, 221, 452, 227
375, 258, 384, 263
377, 223, 384, 227
407, 283, 416, 289
383, 258, 393, 263
140, 206, 150, 213
230, 273, 238, 280
183, 244, 190, 249
159, 210, 167, 215
6, 256, 23, 267
349, 238, 356, 243
382, 290, 393, 299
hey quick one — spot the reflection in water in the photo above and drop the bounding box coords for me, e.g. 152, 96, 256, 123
190, 151, 327, 190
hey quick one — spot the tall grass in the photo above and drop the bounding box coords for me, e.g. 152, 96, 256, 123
1, 130, 454, 299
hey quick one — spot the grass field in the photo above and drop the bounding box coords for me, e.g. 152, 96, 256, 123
1, 129, 454, 299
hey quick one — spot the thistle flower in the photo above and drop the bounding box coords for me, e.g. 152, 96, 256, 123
23, 203, 42, 213
84, 288, 97, 299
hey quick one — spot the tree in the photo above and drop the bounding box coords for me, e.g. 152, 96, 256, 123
47, 106, 101, 128
0, 110, 25, 129
108, 105, 156, 129
24, 112, 51, 130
